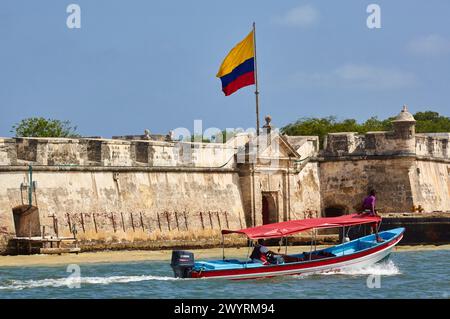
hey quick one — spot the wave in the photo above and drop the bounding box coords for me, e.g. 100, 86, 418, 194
0, 275, 178, 291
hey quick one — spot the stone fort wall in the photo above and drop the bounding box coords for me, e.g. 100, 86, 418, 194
0, 107, 448, 252
0, 137, 248, 252
320, 123, 450, 214
0, 134, 321, 253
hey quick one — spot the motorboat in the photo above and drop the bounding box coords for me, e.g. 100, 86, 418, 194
170, 214, 404, 280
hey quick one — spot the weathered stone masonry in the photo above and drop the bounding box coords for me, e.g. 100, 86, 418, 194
320, 106, 450, 215
0, 107, 449, 252
0, 131, 321, 252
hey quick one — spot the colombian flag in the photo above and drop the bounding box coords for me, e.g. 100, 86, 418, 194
216, 31, 255, 96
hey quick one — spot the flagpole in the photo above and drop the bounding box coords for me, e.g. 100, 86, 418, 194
253, 22, 260, 137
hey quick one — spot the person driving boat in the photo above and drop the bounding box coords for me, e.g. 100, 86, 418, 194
249, 239, 284, 264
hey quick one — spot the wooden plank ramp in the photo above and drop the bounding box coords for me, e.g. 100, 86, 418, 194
40, 247, 81, 254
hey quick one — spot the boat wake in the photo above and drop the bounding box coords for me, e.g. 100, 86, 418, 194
321, 260, 401, 276
293, 260, 401, 278
333, 260, 401, 276
0, 275, 178, 291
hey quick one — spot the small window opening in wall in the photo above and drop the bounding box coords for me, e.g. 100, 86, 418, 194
416, 167, 420, 175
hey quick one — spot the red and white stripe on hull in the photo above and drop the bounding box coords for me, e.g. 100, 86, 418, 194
190, 234, 403, 280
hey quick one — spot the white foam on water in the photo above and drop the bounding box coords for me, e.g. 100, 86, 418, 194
332, 260, 401, 276
292, 260, 401, 278
334, 260, 401, 276
0, 275, 178, 291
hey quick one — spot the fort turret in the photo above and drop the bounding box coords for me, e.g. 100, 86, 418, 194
391, 105, 416, 154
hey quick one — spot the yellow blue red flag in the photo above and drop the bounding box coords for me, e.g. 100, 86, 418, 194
216, 30, 255, 96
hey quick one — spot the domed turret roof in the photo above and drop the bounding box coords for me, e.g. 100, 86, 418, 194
392, 105, 416, 123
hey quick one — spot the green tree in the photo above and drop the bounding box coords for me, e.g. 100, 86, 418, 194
11, 117, 80, 138
360, 116, 392, 132
281, 111, 450, 149
414, 111, 450, 133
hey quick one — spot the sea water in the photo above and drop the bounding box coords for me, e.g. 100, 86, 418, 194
0, 250, 448, 299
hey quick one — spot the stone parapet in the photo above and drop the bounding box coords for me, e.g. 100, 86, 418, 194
416, 133, 449, 159
0, 137, 238, 168
323, 131, 418, 157
323, 131, 450, 159
0, 138, 17, 166
322, 107, 449, 159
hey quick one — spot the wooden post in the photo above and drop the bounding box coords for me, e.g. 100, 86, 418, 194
72, 224, 78, 240
157, 212, 162, 232
66, 213, 72, 235
55, 217, 59, 238
183, 211, 188, 231
120, 212, 126, 232
111, 212, 117, 233
224, 211, 230, 229
216, 211, 222, 230
80, 213, 85, 233
130, 212, 135, 232
208, 211, 213, 229
199, 212, 205, 230
174, 211, 180, 231
139, 212, 145, 232
93, 213, 98, 233
165, 211, 171, 231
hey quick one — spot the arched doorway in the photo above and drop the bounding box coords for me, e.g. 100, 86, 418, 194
262, 192, 278, 225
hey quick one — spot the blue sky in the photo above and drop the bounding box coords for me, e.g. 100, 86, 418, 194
1, 0, 449, 137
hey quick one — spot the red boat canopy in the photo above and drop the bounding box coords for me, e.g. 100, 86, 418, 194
221, 214, 381, 239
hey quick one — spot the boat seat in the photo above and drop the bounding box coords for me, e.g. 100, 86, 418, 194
358, 240, 377, 250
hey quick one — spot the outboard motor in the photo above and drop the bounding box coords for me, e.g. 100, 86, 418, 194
171, 250, 195, 278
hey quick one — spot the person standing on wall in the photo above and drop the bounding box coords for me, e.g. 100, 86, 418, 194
360, 189, 384, 242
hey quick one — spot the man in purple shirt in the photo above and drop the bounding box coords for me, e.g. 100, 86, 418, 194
360, 190, 384, 242
362, 189, 377, 215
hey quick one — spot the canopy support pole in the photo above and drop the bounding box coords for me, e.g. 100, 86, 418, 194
222, 234, 225, 260
245, 239, 252, 268
314, 229, 317, 252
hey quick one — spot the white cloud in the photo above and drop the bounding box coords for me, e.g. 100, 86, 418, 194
407, 34, 450, 56
273, 5, 319, 27
290, 64, 418, 90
